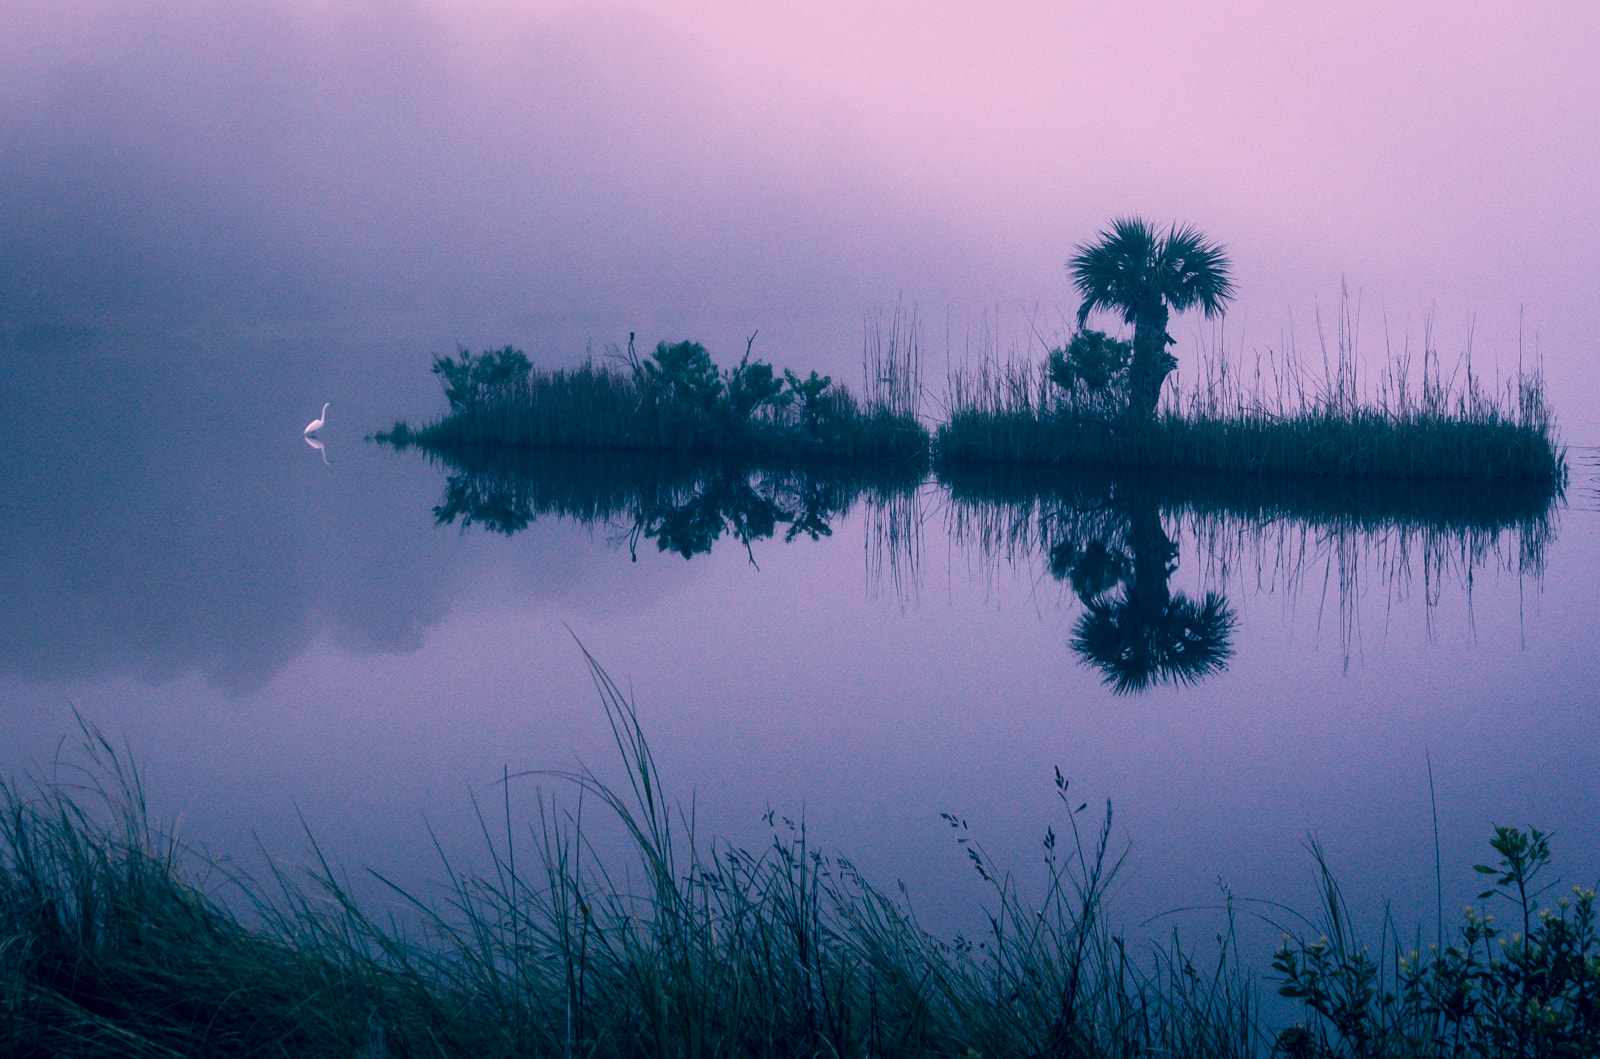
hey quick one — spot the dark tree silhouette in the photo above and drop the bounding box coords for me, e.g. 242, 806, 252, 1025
1067, 217, 1234, 421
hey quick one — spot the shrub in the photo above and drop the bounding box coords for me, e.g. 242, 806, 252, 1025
432, 346, 532, 413
1273, 827, 1600, 1057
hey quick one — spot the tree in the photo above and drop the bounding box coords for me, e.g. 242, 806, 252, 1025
1067, 217, 1234, 421
637, 340, 723, 416
432, 346, 532, 413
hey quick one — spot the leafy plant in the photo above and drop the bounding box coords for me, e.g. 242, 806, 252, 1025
637, 340, 724, 416
723, 346, 790, 424
784, 369, 834, 435
1048, 329, 1134, 396
432, 345, 532, 413
1273, 826, 1600, 1058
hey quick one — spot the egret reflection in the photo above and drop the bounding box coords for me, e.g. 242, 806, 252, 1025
304, 435, 330, 463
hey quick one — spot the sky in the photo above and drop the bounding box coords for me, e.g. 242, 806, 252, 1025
3, 0, 1598, 436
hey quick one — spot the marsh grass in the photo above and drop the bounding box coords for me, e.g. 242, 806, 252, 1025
0, 669, 1266, 1058
3, 671, 1593, 1057
387, 336, 929, 464
937, 295, 1566, 485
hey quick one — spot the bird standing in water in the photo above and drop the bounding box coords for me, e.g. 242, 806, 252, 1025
304, 402, 329, 435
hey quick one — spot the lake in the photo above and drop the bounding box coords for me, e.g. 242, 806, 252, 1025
2, 320, 1596, 963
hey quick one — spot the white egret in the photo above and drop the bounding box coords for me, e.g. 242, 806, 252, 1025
304, 402, 329, 436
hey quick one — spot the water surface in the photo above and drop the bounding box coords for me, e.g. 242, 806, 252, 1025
3, 324, 1596, 957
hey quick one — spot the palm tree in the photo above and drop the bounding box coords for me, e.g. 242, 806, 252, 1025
1067, 217, 1235, 421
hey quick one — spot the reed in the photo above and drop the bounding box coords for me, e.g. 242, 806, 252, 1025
4, 680, 1593, 1056
936, 296, 1567, 485
1, 681, 1256, 1059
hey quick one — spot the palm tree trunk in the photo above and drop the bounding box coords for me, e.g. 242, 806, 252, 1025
1127, 306, 1175, 422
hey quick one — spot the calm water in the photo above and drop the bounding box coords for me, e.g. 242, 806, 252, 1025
3, 323, 1597, 956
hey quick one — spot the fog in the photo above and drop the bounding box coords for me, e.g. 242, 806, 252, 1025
4, 0, 1598, 432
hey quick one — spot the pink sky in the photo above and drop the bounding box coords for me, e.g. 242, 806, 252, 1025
5, 0, 1597, 434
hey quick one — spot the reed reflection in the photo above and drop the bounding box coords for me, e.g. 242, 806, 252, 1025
391, 439, 923, 565
944, 464, 1560, 686
383, 436, 1561, 692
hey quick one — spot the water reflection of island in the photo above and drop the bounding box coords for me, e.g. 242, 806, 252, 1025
383, 437, 1561, 693
944, 464, 1560, 688
396, 441, 924, 564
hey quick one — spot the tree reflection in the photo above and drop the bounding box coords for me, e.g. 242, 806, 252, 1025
943, 461, 1560, 694
1046, 484, 1236, 693
401, 440, 919, 565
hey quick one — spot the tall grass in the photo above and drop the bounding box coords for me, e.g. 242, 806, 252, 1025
2, 672, 1259, 1058
4, 672, 1595, 1056
937, 293, 1567, 485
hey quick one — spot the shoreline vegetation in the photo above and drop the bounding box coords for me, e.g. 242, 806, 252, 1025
6, 675, 1598, 1058
378, 325, 928, 464
375, 220, 1565, 487
937, 317, 1565, 486
376, 321, 1566, 489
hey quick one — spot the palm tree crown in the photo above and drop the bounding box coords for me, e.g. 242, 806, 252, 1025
1069, 217, 1234, 327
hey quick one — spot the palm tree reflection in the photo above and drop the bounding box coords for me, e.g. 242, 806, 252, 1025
1049, 487, 1235, 693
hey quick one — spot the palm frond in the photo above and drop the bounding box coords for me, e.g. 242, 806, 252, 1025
1070, 589, 1236, 694
1158, 223, 1235, 317
1067, 216, 1159, 327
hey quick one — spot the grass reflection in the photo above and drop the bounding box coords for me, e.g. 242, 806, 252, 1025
389, 439, 924, 564
379, 437, 1560, 691
944, 464, 1560, 683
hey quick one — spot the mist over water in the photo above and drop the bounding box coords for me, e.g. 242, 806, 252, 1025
3, 0, 1599, 979
5, 1, 1598, 432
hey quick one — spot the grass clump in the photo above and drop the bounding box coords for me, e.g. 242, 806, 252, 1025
383, 334, 928, 464
1, 675, 1257, 1059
